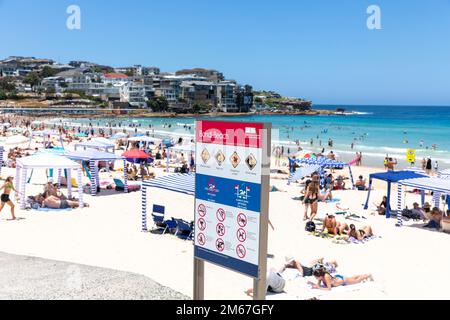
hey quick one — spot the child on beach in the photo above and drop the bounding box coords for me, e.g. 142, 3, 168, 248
0, 176, 17, 220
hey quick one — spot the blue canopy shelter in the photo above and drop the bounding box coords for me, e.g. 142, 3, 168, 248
294, 157, 356, 188
141, 173, 195, 231
363, 170, 427, 218
64, 149, 128, 196
75, 140, 115, 153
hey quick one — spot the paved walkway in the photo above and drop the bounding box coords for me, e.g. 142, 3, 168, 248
0, 252, 189, 300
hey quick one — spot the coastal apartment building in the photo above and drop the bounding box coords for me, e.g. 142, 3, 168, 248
119, 82, 155, 108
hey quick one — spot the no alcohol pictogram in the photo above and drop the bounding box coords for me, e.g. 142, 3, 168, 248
197, 218, 206, 231
216, 208, 226, 222
216, 223, 226, 237
197, 204, 206, 217
216, 238, 225, 252
197, 233, 206, 246
236, 228, 247, 243
237, 213, 247, 228
236, 244, 246, 259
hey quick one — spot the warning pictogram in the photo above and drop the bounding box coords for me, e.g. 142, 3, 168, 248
197, 204, 206, 217
216, 208, 226, 222
237, 213, 247, 228
197, 218, 206, 231
236, 228, 247, 243
236, 244, 246, 259
216, 223, 226, 237
216, 238, 225, 252
197, 233, 206, 246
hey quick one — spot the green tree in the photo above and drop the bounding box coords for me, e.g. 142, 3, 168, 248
147, 96, 168, 112
23, 72, 41, 88
0, 77, 16, 92
0, 90, 7, 100
40, 66, 58, 78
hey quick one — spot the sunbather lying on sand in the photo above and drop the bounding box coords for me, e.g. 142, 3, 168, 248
280, 257, 338, 277
308, 268, 374, 291
344, 224, 374, 241
321, 214, 349, 235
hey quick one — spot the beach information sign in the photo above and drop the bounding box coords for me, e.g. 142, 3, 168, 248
193, 120, 271, 300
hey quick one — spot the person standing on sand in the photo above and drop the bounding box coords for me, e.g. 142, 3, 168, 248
426, 157, 432, 175
0, 176, 17, 221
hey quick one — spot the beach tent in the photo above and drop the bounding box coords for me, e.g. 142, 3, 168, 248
4, 135, 29, 146
294, 157, 356, 188
126, 136, 162, 151
111, 132, 128, 140
75, 140, 115, 153
288, 164, 322, 185
363, 170, 427, 218
166, 144, 196, 172
15, 154, 84, 210
396, 177, 450, 226
141, 173, 195, 231
439, 169, 450, 179
0, 146, 4, 175
29, 130, 64, 149
64, 149, 128, 196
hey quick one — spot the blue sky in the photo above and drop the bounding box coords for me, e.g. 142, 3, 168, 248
1, 0, 450, 106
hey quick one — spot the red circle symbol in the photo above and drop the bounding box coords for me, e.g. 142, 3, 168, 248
237, 213, 247, 228
216, 209, 226, 222
236, 228, 247, 242
198, 204, 206, 217
197, 233, 206, 246
216, 238, 225, 252
197, 218, 206, 231
236, 245, 246, 259
216, 223, 225, 237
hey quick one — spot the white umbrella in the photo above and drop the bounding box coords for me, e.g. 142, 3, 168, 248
7, 127, 24, 133
1, 123, 11, 128
5, 135, 29, 145
111, 132, 128, 140
31, 121, 42, 125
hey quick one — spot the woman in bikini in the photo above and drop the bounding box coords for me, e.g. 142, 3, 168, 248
347, 224, 374, 241
322, 215, 349, 235
308, 268, 373, 291
0, 176, 17, 220
303, 181, 320, 221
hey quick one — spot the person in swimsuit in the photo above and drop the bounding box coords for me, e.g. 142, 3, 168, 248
280, 257, 339, 277
42, 196, 87, 209
321, 215, 349, 235
0, 176, 17, 220
301, 179, 313, 221
308, 268, 373, 290
303, 181, 320, 221
346, 224, 374, 241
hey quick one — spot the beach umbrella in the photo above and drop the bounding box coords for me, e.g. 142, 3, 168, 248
31, 121, 42, 126
75, 133, 88, 138
1, 123, 11, 128
7, 127, 24, 133
122, 150, 150, 159
92, 137, 115, 145
5, 135, 29, 145
304, 153, 316, 159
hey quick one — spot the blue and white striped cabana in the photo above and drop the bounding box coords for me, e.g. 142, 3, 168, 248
141, 173, 195, 231
288, 164, 321, 185
396, 177, 450, 226
64, 150, 128, 196
439, 169, 450, 179
293, 157, 355, 188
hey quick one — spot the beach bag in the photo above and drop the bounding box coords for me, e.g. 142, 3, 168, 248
305, 221, 316, 232
402, 209, 420, 220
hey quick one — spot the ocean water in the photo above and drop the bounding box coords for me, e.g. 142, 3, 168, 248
60, 105, 450, 169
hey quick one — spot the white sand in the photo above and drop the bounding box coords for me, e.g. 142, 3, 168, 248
0, 141, 448, 300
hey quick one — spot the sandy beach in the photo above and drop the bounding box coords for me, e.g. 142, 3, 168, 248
0, 125, 448, 301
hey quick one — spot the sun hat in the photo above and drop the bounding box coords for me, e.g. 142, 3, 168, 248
285, 256, 295, 264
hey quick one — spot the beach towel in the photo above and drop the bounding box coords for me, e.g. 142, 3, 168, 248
35, 207, 73, 213
342, 235, 381, 245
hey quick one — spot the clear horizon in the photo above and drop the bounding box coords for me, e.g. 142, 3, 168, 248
1, 0, 450, 106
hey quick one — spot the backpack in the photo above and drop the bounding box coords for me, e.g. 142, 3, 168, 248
402, 209, 420, 220
305, 221, 316, 232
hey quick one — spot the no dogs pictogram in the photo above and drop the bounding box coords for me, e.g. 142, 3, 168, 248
216, 238, 225, 252
197, 204, 206, 217
236, 228, 247, 242
216, 223, 226, 237
197, 233, 206, 246
216, 208, 226, 222
237, 213, 247, 227
236, 244, 246, 259
197, 218, 206, 231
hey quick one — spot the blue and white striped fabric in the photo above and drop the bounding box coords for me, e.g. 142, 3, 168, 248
399, 177, 450, 195
439, 169, 450, 179
295, 157, 347, 169
288, 165, 321, 184
142, 173, 195, 195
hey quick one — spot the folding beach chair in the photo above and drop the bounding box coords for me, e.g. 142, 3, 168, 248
151, 205, 176, 234
173, 218, 194, 241
114, 178, 141, 192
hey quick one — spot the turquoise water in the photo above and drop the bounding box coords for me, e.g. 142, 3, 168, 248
60, 105, 450, 168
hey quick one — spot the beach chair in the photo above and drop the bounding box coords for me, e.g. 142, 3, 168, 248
114, 178, 141, 192
173, 218, 194, 241
151, 205, 173, 234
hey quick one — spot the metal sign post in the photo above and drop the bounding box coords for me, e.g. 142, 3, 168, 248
193, 121, 271, 301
